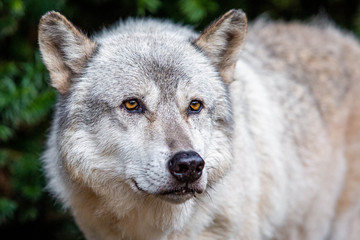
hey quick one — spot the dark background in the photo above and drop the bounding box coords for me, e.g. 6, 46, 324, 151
1, 0, 359, 239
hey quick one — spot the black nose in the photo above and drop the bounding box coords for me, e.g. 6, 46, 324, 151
168, 151, 205, 183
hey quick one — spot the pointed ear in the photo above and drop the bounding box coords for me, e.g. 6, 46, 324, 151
38, 11, 97, 94
194, 9, 247, 83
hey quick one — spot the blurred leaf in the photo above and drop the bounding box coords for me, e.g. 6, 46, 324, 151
137, 0, 161, 15
0, 124, 13, 141
24, 0, 66, 23
20, 206, 38, 222
10, 0, 24, 14
21, 184, 42, 200
0, 198, 18, 223
270, 0, 299, 10
0, 0, 25, 37
0, 150, 9, 167
178, 0, 218, 23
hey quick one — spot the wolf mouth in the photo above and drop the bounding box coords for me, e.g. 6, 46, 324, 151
132, 179, 146, 193
159, 187, 196, 195
132, 179, 199, 196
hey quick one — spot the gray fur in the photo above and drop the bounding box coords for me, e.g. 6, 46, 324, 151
39, 10, 360, 240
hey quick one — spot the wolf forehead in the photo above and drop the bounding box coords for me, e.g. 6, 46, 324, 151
83, 23, 223, 105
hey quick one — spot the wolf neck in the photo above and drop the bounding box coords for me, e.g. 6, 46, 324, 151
70, 185, 197, 240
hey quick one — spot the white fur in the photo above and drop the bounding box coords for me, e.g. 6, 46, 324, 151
40, 10, 360, 240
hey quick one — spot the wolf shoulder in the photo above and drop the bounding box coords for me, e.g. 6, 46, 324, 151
234, 19, 360, 122
241, 18, 360, 87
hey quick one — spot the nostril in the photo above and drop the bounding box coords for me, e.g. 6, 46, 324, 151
196, 162, 204, 172
168, 151, 205, 183
169, 158, 190, 174
177, 162, 189, 173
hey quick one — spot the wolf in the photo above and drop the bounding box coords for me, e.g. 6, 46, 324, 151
39, 9, 360, 240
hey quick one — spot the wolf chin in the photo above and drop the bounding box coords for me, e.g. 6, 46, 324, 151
39, 9, 360, 240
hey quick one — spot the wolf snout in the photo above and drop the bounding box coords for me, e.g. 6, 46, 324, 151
168, 151, 205, 183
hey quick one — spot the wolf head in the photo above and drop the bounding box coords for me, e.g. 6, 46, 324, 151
39, 10, 247, 205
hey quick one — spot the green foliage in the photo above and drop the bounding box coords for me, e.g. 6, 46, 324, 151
0, 0, 359, 239
179, 0, 218, 23
0, 198, 17, 224
137, 0, 162, 15
0, 0, 62, 234
0, 0, 25, 37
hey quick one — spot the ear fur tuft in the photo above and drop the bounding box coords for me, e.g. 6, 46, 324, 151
194, 9, 247, 83
38, 11, 97, 94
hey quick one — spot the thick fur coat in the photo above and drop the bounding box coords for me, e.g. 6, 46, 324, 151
39, 10, 360, 240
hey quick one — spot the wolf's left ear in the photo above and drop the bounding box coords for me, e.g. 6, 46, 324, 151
194, 9, 247, 83
39, 11, 97, 94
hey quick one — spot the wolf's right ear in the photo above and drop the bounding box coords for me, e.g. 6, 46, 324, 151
194, 9, 247, 83
39, 11, 97, 94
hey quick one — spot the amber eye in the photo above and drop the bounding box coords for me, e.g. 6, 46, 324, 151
188, 100, 202, 113
124, 99, 138, 110
123, 99, 143, 113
